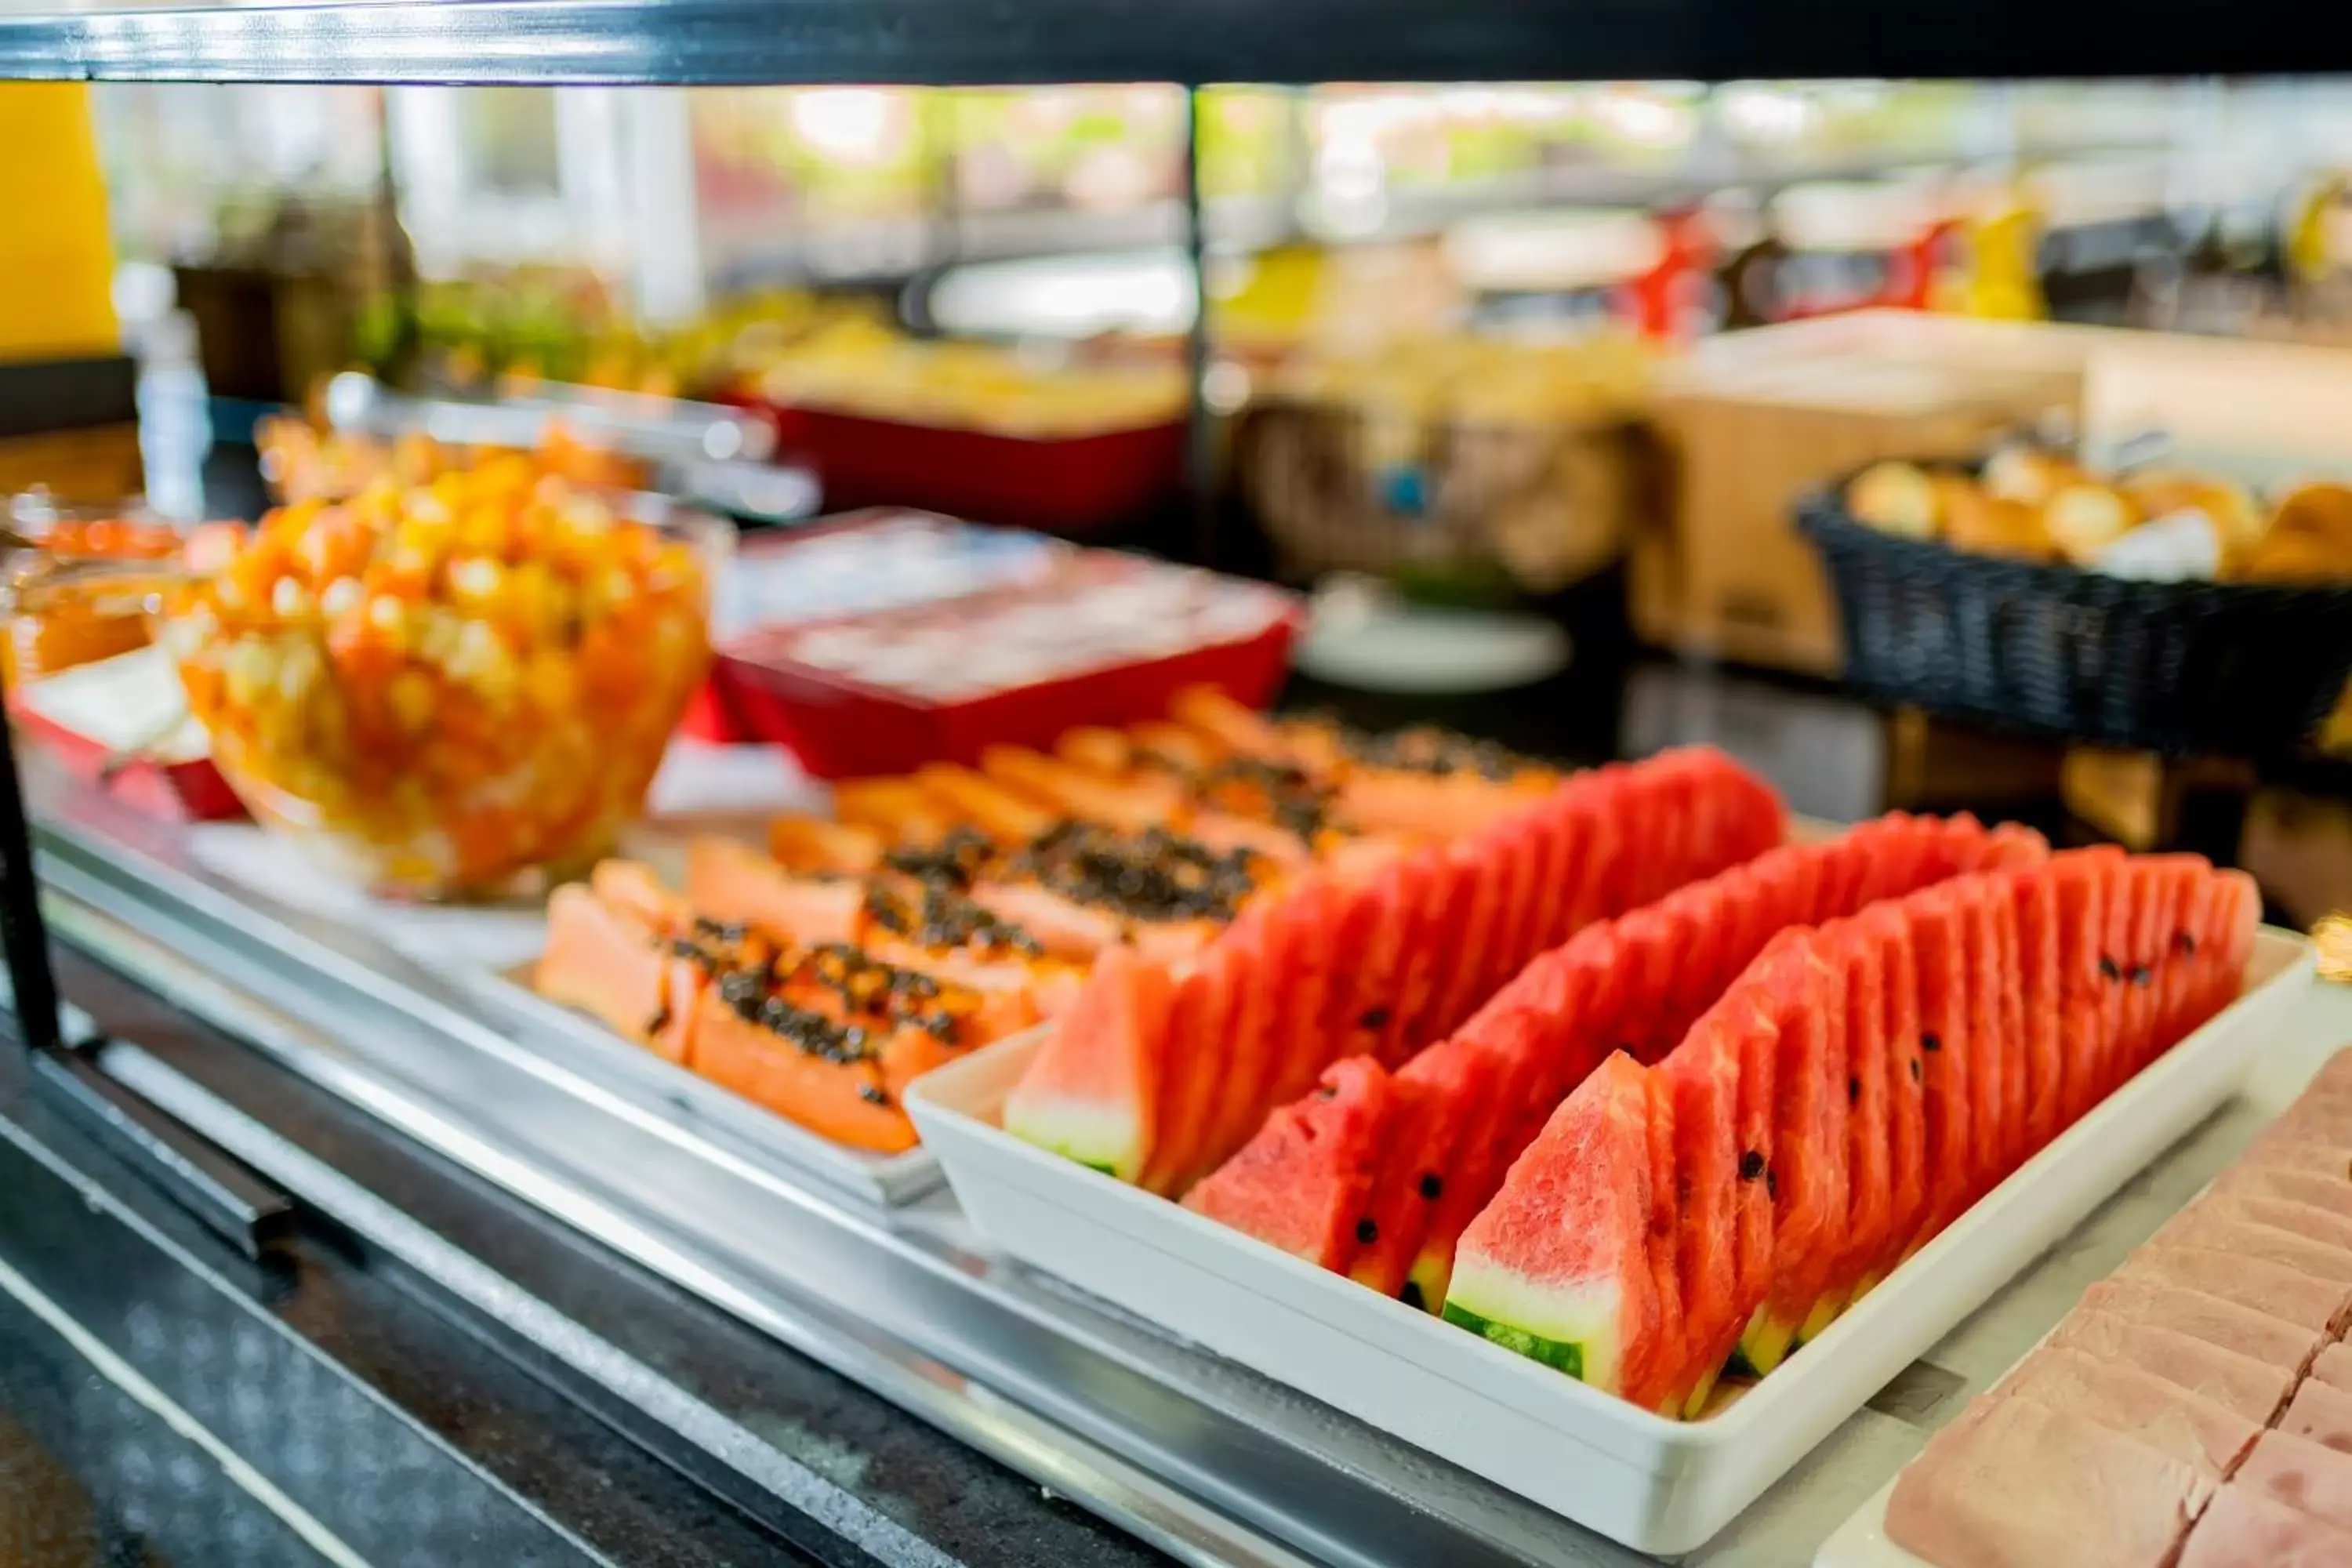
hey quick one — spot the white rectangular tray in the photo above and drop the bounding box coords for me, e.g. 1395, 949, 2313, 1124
462, 962, 944, 1207
908, 927, 2314, 1556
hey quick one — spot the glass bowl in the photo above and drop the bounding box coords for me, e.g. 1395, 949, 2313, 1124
2, 492, 195, 685
154, 468, 730, 901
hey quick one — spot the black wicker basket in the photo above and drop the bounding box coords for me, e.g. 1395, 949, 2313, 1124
1797, 476, 2352, 758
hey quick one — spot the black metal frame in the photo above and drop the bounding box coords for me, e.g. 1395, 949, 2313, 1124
12, 0, 2352, 84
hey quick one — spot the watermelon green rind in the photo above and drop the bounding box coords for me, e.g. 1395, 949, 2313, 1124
1005, 1096, 1150, 1179
1442, 1298, 1586, 1380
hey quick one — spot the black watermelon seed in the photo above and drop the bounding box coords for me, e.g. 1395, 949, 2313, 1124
1419, 1173, 1443, 1200
1738, 1150, 1766, 1181
1849, 1076, 1861, 1104
1909, 1058, 1922, 1083
1356, 1218, 1379, 1245
2176, 930, 2198, 956
1316, 1083, 1339, 1100
2099, 955, 2122, 982
2129, 965, 2152, 987
1766, 1166, 1779, 1201
645, 1005, 670, 1036
1922, 1033, 1942, 1053
857, 1083, 889, 1106
1399, 1279, 1427, 1311
1359, 1006, 1392, 1031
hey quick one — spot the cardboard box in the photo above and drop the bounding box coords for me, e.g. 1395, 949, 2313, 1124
1636, 310, 2352, 676
1635, 313, 2082, 674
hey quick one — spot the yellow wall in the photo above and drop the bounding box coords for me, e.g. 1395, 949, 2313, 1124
0, 84, 119, 359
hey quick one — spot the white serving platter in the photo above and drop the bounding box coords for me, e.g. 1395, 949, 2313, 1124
908, 927, 2315, 1557
460, 962, 946, 1207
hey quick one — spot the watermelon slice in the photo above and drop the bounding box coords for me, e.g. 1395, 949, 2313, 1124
1953, 878, 2012, 1200
1861, 900, 1929, 1284
2093, 846, 2137, 1102
1259, 875, 1348, 1110
1446, 1053, 1662, 1396
1138, 949, 1240, 1196
1377, 848, 1453, 1065
1639, 1067, 1686, 1411
1908, 884, 1976, 1244
2048, 848, 2118, 1126
1197, 903, 1288, 1173
2145, 856, 2211, 1052
1002, 947, 1178, 1180
1351, 1042, 1500, 1301
1814, 918, 1891, 1338
1327, 855, 1423, 1065
1740, 931, 1848, 1373
1425, 840, 1511, 1045
1406, 1007, 1574, 1311
2012, 865, 2066, 1158
1658, 1007, 1745, 1414
1182, 1056, 1396, 1269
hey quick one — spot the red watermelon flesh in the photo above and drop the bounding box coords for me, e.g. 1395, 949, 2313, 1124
1843, 811, 1928, 907
2048, 848, 2117, 1125
1909, 885, 1976, 1244
1426, 840, 1511, 1045
1409, 1008, 1570, 1310
1863, 902, 1929, 1278
1002, 947, 1178, 1181
1635, 1066, 1688, 1413
1445, 1053, 1662, 1399
1377, 848, 1457, 1065
1195, 902, 1289, 1171
1657, 880, 1732, 1053
1140, 950, 1239, 1196
1485, 825, 1548, 1012
1182, 1055, 1396, 1269
1351, 1042, 1503, 1301
1952, 878, 2013, 1198
1982, 822, 2053, 869
2011, 866, 2067, 1160
1748, 933, 1849, 1369
1318, 876, 1393, 1064
1258, 875, 1348, 1112
1341, 1074, 1447, 1298
1819, 918, 1893, 1323
2091, 846, 2137, 1102
1550, 785, 1615, 945
1610, 907, 1682, 1064
2146, 857, 2212, 1051
1658, 1013, 1746, 1409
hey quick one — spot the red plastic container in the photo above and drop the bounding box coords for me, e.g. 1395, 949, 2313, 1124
14, 706, 245, 822
760, 401, 1185, 535
695, 512, 1298, 778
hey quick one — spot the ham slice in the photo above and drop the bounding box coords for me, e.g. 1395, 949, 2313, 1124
2117, 1247, 2352, 1335
2072, 1279, 2323, 1370
2151, 1211, 2352, 1289
1994, 1346, 2259, 1478
2234, 1428, 2352, 1534
2240, 1132, 2352, 1185
2184, 1194, 2352, 1255
2311, 1343, 2352, 1393
1885, 1396, 2212, 1568
2048, 1310, 2296, 1425
2176, 1484, 2352, 1568
2281, 1378, 2352, 1455
2215, 1166, 2352, 1224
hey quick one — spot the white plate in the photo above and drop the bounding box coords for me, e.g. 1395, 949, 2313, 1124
908, 929, 2315, 1556
463, 963, 944, 1208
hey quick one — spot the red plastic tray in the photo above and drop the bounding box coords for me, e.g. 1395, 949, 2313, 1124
708, 613, 1294, 779
753, 399, 1185, 535
13, 706, 245, 822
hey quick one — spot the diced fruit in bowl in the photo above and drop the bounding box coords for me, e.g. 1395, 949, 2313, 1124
161, 460, 726, 900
